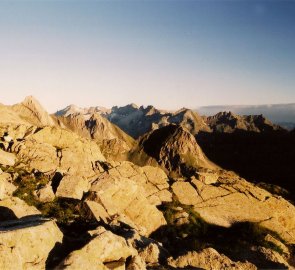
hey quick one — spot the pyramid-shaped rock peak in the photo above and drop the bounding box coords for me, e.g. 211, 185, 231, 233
133, 124, 216, 177
22, 95, 41, 106
11, 95, 55, 127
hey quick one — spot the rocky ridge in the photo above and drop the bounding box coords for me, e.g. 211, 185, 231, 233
130, 124, 217, 177
56, 103, 285, 139
0, 96, 294, 269
205, 111, 284, 133
54, 112, 135, 161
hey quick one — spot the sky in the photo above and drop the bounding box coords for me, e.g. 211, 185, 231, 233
0, 0, 294, 112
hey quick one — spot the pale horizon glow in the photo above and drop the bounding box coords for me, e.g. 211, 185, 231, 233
0, 1, 294, 113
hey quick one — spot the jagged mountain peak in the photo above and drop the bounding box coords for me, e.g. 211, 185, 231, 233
206, 111, 283, 133
212, 111, 237, 119
175, 107, 190, 114
22, 95, 39, 104
129, 103, 139, 109
56, 104, 110, 118
9, 95, 55, 126
22, 95, 47, 113
21, 96, 48, 114
111, 103, 139, 115
131, 124, 216, 177
55, 104, 85, 117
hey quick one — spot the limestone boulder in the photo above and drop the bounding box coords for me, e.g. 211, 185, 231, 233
126, 256, 146, 270
56, 228, 136, 270
56, 175, 90, 200
0, 172, 17, 200
108, 161, 172, 205
171, 181, 200, 205
196, 170, 219, 185
147, 189, 173, 206
167, 248, 256, 270
88, 172, 166, 236
139, 243, 160, 264
0, 197, 40, 221
83, 200, 110, 223
0, 149, 15, 166
0, 124, 38, 140
191, 175, 295, 244
17, 140, 59, 174
17, 126, 105, 177
169, 170, 295, 245
0, 216, 63, 270
35, 184, 55, 202
108, 222, 170, 265
142, 165, 169, 188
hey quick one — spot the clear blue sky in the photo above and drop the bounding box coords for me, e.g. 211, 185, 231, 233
0, 0, 294, 112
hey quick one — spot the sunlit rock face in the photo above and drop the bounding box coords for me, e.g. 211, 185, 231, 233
0, 216, 62, 269
0, 97, 294, 270
130, 124, 216, 177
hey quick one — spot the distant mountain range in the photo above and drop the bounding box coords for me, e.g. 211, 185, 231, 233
55, 103, 286, 139
196, 103, 295, 130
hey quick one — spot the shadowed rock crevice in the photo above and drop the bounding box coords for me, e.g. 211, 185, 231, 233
45, 227, 93, 269
51, 172, 63, 193
0, 206, 18, 221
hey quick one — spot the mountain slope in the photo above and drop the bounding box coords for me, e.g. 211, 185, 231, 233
108, 105, 211, 139
130, 124, 216, 177
11, 96, 55, 126
54, 112, 135, 161
55, 104, 110, 117
57, 104, 211, 139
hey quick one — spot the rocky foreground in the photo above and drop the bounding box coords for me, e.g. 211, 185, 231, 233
0, 96, 294, 269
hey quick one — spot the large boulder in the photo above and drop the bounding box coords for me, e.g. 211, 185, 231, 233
0, 172, 17, 200
16, 126, 105, 177
87, 172, 166, 236
83, 200, 110, 223
0, 216, 63, 270
0, 149, 15, 166
0, 197, 40, 221
108, 161, 172, 205
171, 181, 200, 205
16, 139, 59, 173
35, 184, 55, 202
126, 255, 146, 270
170, 171, 295, 244
55, 175, 90, 200
56, 227, 136, 270
138, 243, 160, 265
